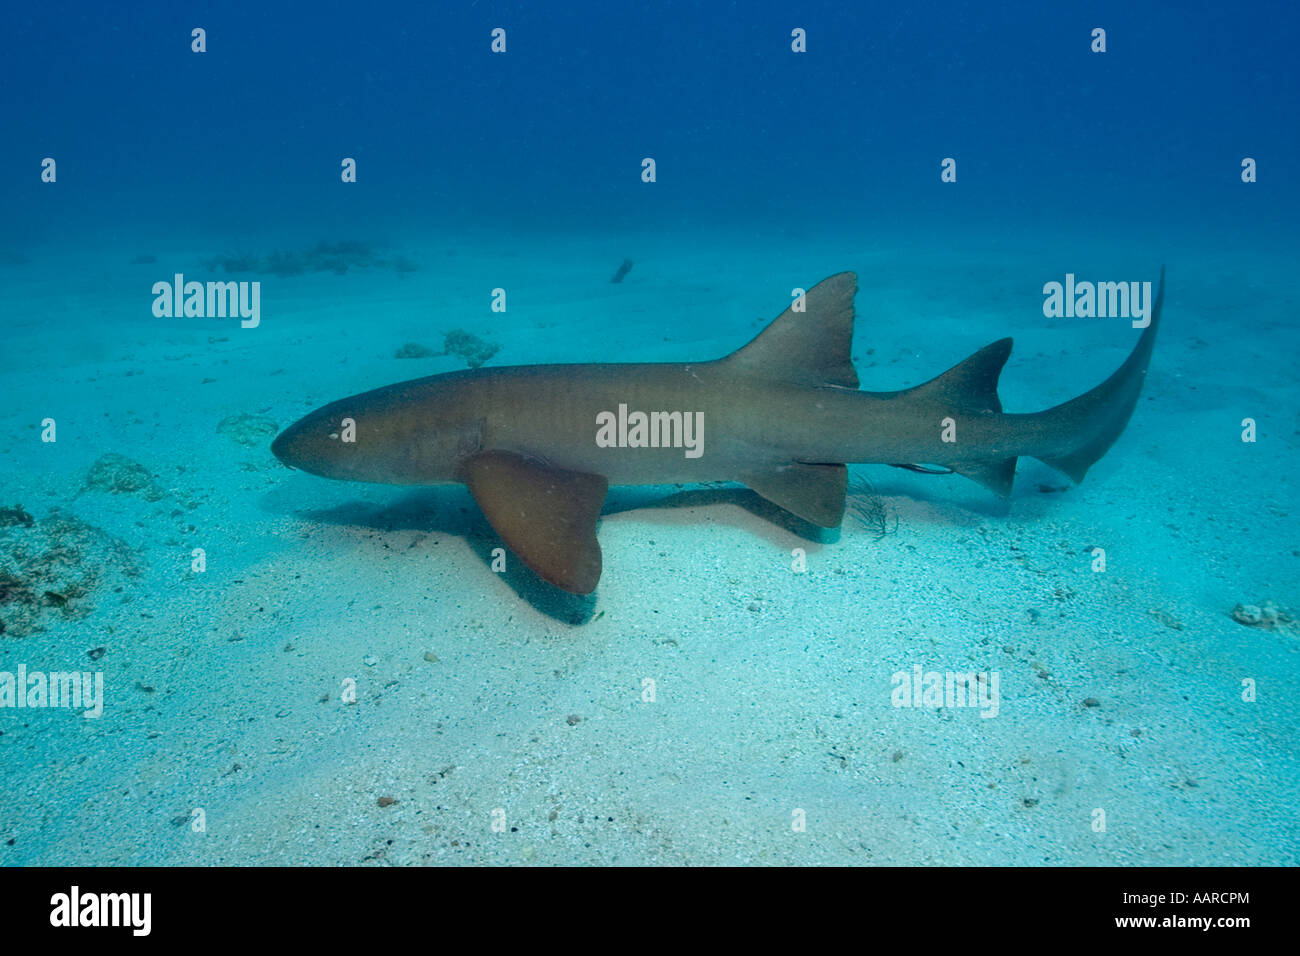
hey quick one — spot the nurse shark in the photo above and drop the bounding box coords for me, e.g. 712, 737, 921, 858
273, 269, 1164, 593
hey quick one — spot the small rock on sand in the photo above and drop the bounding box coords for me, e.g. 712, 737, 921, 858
85, 453, 166, 501
216, 414, 278, 447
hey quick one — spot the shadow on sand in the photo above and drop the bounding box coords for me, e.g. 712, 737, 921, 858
270, 482, 838, 624
268, 465, 1058, 623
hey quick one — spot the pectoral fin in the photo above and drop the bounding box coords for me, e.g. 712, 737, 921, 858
459, 450, 608, 594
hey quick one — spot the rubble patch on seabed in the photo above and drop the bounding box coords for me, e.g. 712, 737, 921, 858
1231, 600, 1298, 635
84, 453, 166, 502
0, 508, 142, 638
217, 413, 279, 448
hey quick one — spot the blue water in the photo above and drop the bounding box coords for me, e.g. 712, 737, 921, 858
7, 0, 1297, 242
1, 1, 1297, 865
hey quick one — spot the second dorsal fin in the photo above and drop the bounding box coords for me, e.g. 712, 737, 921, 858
904, 338, 1013, 414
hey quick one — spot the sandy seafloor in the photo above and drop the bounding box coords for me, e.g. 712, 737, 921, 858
1, 225, 1297, 866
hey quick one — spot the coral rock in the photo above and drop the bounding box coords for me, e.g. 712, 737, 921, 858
85, 453, 165, 501
217, 414, 279, 448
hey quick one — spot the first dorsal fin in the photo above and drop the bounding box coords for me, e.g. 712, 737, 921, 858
721, 272, 859, 388
904, 337, 1013, 414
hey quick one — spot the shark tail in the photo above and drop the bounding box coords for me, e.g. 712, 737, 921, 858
894, 336, 1017, 495
894, 266, 1164, 497
1026, 265, 1165, 483
728, 268, 1162, 513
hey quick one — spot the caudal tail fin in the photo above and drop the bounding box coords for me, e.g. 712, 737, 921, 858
891, 266, 1164, 497
1032, 265, 1165, 482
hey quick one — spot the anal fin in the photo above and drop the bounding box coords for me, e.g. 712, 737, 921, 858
949, 457, 1018, 498
459, 450, 608, 594
741, 462, 847, 527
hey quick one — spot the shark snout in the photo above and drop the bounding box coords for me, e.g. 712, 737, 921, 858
271, 410, 360, 479
271, 423, 303, 469
271, 433, 293, 467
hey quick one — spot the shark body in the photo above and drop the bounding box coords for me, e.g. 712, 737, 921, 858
272, 270, 1164, 593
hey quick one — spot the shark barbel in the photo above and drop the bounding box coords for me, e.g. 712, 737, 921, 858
272, 269, 1164, 593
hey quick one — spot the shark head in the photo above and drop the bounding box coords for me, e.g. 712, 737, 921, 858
271, 405, 354, 478
272, 377, 481, 485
